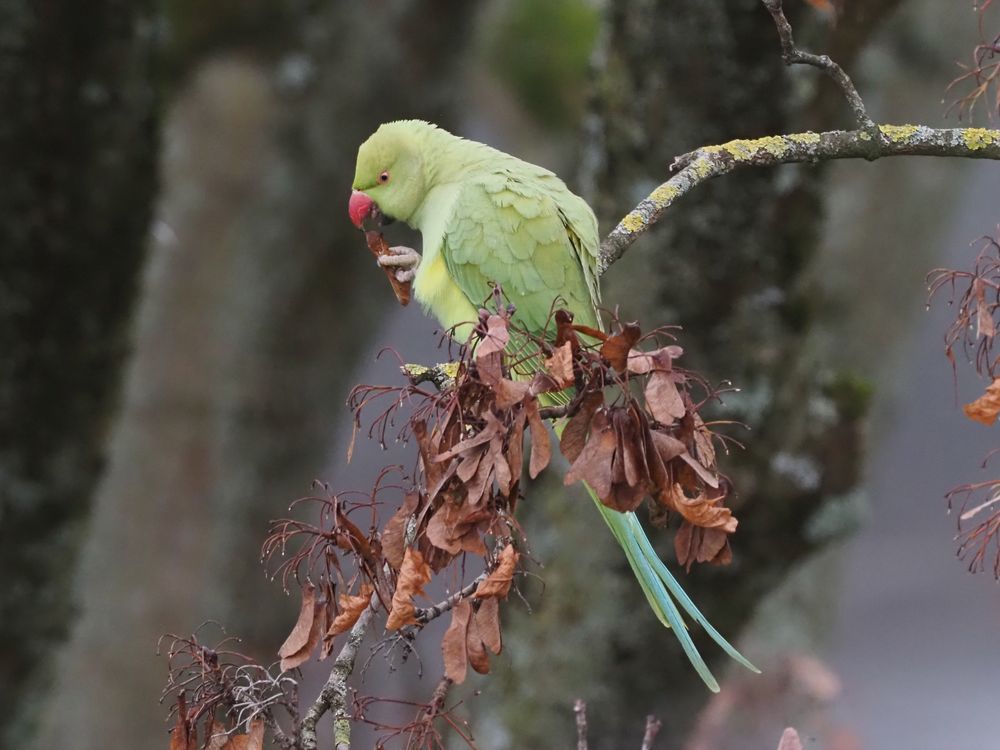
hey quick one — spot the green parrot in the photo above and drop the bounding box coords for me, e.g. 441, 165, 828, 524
349, 120, 757, 691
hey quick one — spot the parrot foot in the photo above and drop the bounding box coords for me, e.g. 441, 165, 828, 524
377, 245, 421, 283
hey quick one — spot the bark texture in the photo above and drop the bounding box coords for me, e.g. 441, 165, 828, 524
0, 2, 159, 742
27, 3, 476, 748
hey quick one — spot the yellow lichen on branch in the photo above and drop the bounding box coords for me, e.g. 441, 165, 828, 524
598, 125, 1000, 275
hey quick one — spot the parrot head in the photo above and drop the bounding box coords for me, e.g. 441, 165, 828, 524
350, 121, 429, 228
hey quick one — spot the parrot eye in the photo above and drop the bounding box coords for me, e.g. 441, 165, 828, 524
378, 171, 390, 184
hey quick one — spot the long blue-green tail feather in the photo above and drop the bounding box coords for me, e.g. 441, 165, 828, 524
539, 392, 757, 691
628, 510, 760, 674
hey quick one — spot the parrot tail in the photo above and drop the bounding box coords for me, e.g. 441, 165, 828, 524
588, 483, 759, 692
537, 387, 758, 691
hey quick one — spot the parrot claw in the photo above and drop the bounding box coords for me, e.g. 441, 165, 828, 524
394, 267, 416, 283
377, 245, 420, 283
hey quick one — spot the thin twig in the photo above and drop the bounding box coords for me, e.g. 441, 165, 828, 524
414, 574, 486, 624
427, 675, 454, 717
574, 699, 589, 750
641, 715, 663, 750
761, 0, 878, 135
299, 597, 377, 750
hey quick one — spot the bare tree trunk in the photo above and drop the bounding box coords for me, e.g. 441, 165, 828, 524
0, 1, 159, 743
29, 3, 476, 748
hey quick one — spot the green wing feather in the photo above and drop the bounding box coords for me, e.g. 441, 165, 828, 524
439, 172, 600, 334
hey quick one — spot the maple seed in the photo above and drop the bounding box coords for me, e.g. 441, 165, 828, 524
442, 600, 472, 684
964, 378, 1000, 425
475, 544, 519, 599
325, 583, 374, 641
278, 583, 327, 672
387, 548, 432, 630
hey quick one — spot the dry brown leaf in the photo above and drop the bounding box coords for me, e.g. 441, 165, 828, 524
382, 492, 419, 571
386, 548, 432, 630
169, 694, 196, 750
475, 544, 518, 599
363, 229, 411, 306
692, 413, 717, 468
435, 412, 502, 461
616, 410, 642, 487
442, 600, 472, 684
465, 445, 494, 507
564, 409, 615, 499
278, 583, 326, 672
678, 452, 720, 489
626, 344, 682, 375
325, 583, 374, 641
415, 420, 450, 503
526, 399, 551, 479
650, 430, 686, 464
964, 378, 1000, 425
545, 341, 575, 387
506, 409, 525, 493
560, 391, 603, 462
661, 484, 737, 532
224, 720, 265, 750
675, 523, 732, 571
600, 323, 641, 371
646, 371, 686, 425
475, 596, 502, 654
466, 609, 491, 675
427, 501, 490, 556
492, 431, 512, 494
477, 314, 509, 358
974, 278, 996, 339
456, 446, 485, 484
203, 719, 229, 750
495, 378, 530, 409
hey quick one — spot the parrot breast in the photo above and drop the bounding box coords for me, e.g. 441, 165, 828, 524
410, 183, 479, 334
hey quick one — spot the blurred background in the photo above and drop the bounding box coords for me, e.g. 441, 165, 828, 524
2, 0, 999, 748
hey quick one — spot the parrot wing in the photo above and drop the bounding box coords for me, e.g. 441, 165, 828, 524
439, 173, 601, 336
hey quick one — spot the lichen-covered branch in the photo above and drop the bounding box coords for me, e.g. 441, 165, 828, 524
597, 125, 1000, 274
299, 600, 376, 750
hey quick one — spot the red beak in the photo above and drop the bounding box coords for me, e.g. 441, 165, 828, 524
349, 190, 375, 228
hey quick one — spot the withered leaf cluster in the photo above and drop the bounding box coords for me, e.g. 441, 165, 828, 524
559, 316, 738, 569
170, 712, 264, 750
194, 302, 741, 747
160, 630, 289, 750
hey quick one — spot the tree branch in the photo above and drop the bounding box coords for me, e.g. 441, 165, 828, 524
641, 715, 663, 750
596, 0, 1000, 274
761, 0, 877, 133
597, 125, 1000, 275
574, 699, 589, 750
299, 598, 377, 750
413, 574, 486, 624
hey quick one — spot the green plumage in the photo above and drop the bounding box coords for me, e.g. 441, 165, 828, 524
353, 120, 757, 690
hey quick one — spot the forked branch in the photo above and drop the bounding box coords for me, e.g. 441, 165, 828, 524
596, 1, 1000, 274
